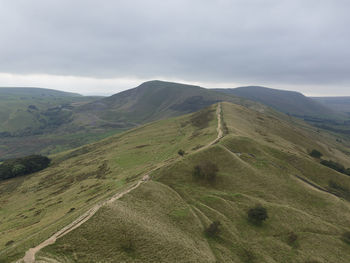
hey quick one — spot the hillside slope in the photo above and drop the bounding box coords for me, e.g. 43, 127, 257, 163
0, 105, 219, 262
34, 102, 350, 263
215, 86, 341, 119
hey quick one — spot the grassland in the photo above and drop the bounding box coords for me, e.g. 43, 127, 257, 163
0, 105, 218, 262
34, 102, 350, 263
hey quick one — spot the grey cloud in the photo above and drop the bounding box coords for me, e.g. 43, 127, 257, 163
0, 0, 350, 93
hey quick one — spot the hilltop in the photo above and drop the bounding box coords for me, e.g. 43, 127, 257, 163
3, 102, 350, 262
74, 80, 252, 129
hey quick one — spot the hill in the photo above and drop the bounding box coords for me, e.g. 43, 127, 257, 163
0, 82, 257, 160
312, 97, 350, 115
0, 104, 220, 262
3, 102, 350, 262
0, 88, 107, 160
74, 80, 253, 130
215, 86, 341, 119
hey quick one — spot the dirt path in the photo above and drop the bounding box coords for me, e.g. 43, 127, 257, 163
18, 103, 224, 263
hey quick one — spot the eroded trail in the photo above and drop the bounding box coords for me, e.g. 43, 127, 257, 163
18, 103, 224, 263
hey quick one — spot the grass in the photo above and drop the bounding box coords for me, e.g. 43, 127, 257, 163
0, 105, 218, 262
37, 102, 350, 262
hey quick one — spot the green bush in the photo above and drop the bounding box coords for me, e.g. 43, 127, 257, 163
248, 205, 268, 225
309, 149, 322, 158
205, 221, 221, 237
192, 161, 219, 183
178, 149, 185, 156
0, 155, 50, 180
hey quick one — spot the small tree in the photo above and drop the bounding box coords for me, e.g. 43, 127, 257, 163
178, 149, 185, 156
205, 221, 221, 237
248, 205, 268, 225
309, 149, 322, 158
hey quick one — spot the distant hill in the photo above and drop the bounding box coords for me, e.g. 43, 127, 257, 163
75, 80, 253, 129
0, 87, 102, 160
0, 87, 82, 97
312, 96, 350, 114
215, 86, 341, 119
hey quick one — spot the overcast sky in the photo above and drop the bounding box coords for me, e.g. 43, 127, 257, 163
0, 0, 349, 96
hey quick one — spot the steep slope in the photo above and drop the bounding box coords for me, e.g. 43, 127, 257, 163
75, 80, 251, 129
0, 105, 219, 262
38, 102, 350, 263
215, 86, 341, 119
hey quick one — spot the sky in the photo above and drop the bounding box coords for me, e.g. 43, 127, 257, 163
0, 0, 349, 96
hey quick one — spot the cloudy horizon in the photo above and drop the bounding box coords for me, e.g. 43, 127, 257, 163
1, 0, 349, 96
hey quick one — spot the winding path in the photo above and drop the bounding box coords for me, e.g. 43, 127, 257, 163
18, 103, 224, 263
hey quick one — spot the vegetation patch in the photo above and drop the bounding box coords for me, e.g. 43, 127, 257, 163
327, 180, 350, 201
205, 221, 221, 238
0, 155, 50, 180
192, 161, 219, 184
309, 149, 323, 158
247, 205, 268, 226
320, 159, 350, 176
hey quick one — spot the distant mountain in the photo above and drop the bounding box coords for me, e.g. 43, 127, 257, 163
215, 86, 341, 119
312, 97, 350, 114
75, 80, 253, 129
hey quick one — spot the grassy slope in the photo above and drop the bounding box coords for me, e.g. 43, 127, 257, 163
39, 102, 350, 263
0, 106, 218, 262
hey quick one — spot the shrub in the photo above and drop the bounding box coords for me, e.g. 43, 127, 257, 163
287, 231, 298, 246
342, 231, 350, 244
192, 161, 219, 183
178, 149, 185, 156
248, 205, 268, 225
205, 221, 221, 237
309, 149, 322, 158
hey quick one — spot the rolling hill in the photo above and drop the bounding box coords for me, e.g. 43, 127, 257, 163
3, 102, 350, 262
214, 86, 341, 119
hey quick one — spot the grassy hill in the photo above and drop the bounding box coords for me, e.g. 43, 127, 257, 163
0, 88, 109, 160
4, 102, 350, 262
74, 80, 253, 129
0, 82, 255, 160
215, 86, 341, 119
0, 105, 219, 262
